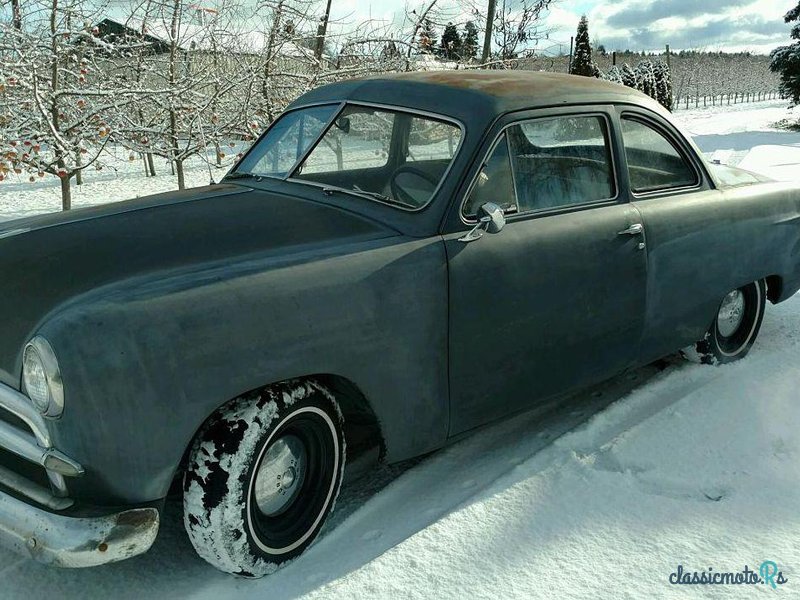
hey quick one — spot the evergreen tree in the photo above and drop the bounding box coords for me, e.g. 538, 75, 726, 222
770, 2, 800, 106
620, 63, 638, 89
461, 21, 479, 62
570, 15, 594, 77
635, 60, 657, 99
605, 65, 623, 84
440, 22, 461, 59
381, 40, 402, 66
653, 60, 674, 111
418, 19, 437, 55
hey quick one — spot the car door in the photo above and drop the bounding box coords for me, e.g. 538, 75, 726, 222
615, 108, 733, 364
445, 107, 648, 436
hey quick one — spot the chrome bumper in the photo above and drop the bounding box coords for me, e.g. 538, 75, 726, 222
0, 382, 160, 566
0, 490, 159, 567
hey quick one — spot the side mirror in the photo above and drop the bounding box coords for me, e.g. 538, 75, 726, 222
458, 202, 506, 243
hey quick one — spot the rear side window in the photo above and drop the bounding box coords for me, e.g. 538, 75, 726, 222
621, 117, 697, 193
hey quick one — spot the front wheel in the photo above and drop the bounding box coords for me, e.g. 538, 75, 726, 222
183, 380, 345, 576
682, 279, 767, 364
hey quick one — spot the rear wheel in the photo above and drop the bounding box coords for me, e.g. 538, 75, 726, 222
682, 279, 766, 364
183, 380, 345, 577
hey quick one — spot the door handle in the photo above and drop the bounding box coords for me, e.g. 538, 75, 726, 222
617, 223, 644, 236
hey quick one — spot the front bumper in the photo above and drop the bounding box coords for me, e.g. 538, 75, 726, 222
0, 381, 160, 566
0, 491, 159, 567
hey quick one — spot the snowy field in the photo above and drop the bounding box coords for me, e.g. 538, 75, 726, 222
0, 100, 799, 598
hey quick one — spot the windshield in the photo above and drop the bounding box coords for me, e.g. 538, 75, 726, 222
234, 104, 463, 210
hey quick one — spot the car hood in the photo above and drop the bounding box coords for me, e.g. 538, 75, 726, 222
0, 184, 397, 385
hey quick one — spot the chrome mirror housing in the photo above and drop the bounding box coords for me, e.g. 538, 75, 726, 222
458, 202, 506, 243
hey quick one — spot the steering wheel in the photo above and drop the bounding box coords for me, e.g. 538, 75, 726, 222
389, 165, 440, 207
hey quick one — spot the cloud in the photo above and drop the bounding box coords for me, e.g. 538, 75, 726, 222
604, 0, 753, 30
597, 15, 791, 51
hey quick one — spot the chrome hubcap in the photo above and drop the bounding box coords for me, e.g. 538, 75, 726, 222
717, 289, 746, 337
254, 435, 307, 517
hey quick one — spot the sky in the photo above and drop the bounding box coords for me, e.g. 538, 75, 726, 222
325, 0, 798, 54
3, 0, 795, 55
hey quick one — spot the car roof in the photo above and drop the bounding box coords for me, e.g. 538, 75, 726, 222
288, 70, 666, 127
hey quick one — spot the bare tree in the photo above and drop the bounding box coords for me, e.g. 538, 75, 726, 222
1, 0, 139, 209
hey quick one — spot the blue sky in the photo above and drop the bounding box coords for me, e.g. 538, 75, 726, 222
327, 0, 797, 54
5, 0, 793, 55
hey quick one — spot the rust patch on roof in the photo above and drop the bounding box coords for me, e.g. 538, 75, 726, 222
360, 70, 644, 102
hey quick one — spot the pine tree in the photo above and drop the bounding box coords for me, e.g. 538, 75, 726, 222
381, 40, 401, 60
635, 60, 657, 99
418, 19, 437, 55
461, 21, 479, 62
621, 63, 638, 88
653, 60, 674, 111
570, 15, 594, 77
770, 2, 800, 106
605, 66, 623, 84
440, 22, 461, 60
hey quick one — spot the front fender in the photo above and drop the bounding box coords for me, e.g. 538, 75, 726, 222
41, 236, 448, 504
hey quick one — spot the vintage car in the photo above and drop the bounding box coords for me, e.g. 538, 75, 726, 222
0, 71, 798, 576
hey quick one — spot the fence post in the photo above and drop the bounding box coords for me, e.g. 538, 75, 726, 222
568, 36, 573, 73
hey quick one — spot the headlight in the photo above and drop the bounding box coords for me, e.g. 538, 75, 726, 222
22, 336, 64, 418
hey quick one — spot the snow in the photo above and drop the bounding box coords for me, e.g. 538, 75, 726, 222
0, 101, 799, 598
674, 99, 800, 176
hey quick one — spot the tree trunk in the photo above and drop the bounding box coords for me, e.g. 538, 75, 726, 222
147, 152, 156, 177
175, 158, 185, 190
11, 0, 21, 29
60, 174, 71, 210
315, 0, 333, 61
75, 150, 82, 185
481, 0, 497, 65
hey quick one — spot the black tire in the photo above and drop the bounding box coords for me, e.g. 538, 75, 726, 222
183, 380, 345, 577
682, 279, 767, 365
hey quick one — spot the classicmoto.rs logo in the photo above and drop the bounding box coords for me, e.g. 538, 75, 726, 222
668, 561, 788, 588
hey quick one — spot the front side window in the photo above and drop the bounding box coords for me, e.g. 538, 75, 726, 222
464, 133, 516, 216
464, 115, 615, 218
508, 115, 615, 212
621, 117, 697, 193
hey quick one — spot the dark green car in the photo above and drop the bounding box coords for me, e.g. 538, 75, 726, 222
0, 71, 797, 576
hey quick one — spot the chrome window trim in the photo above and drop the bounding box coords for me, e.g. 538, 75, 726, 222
285, 100, 467, 213
618, 112, 703, 198
460, 111, 620, 224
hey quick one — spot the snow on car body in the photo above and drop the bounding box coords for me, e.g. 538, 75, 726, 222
0, 71, 798, 574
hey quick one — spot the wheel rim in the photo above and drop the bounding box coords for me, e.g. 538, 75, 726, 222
247, 406, 339, 555
253, 434, 308, 517
717, 289, 746, 338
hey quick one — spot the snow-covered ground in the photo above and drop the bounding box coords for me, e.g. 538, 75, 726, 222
0, 100, 799, 598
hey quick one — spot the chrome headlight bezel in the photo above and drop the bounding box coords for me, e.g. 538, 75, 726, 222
22, 336, 64, 419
